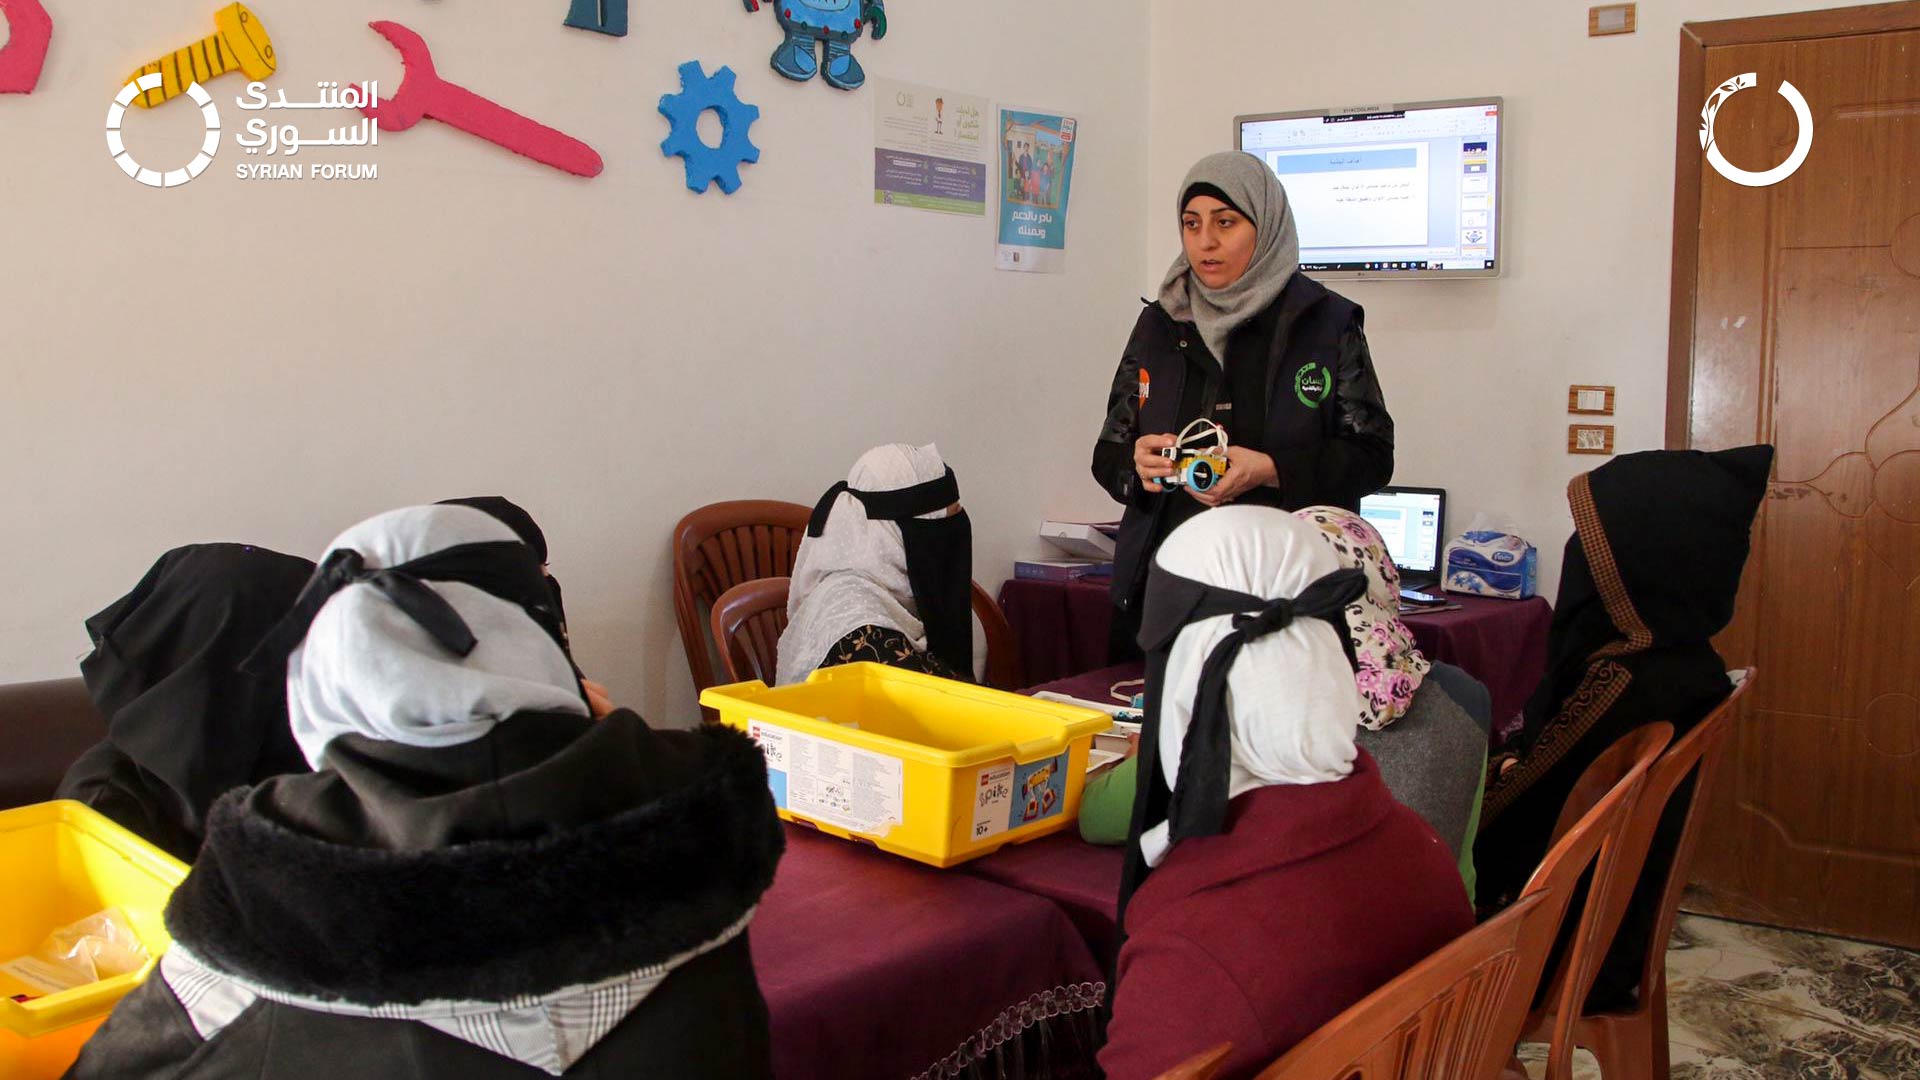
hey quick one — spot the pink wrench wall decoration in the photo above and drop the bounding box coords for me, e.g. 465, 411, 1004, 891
0, 0, 53, 94
353, 21, 603, 178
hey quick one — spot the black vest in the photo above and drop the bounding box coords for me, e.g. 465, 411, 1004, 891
1112, 274, 1361, 615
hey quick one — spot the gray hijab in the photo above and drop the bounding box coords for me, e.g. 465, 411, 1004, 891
1157, 151, 1300, 363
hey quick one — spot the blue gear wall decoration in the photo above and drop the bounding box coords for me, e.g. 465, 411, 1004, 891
658, 60, 760, 195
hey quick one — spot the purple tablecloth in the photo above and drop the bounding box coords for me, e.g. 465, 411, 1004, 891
755, 824, 1105, 1079
1000, 580, 1552, 735
960, 832, 1125, 965
998, 578, 1116, 688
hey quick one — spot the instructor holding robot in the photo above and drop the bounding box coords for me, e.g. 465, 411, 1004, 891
1091, 151, 1396, 659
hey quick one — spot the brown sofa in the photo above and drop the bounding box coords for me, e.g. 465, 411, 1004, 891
0, 677, 104, 810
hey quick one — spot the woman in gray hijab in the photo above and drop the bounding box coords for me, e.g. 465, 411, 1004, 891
1092, 150, 1395, 660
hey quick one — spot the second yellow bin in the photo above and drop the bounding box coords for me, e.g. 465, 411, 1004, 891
0, 800, 188, 1080
702, 663, 1111, 867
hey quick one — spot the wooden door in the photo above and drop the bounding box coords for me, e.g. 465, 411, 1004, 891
1669, 5, 1920, 948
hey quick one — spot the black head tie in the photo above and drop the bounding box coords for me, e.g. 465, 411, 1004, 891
1163, 566, 1368, 844
807, 467, 961, 537
241, 547, 478, 674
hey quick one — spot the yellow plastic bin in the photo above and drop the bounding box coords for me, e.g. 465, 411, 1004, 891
701, 662, 1111, 868
0, 800, 188, 1079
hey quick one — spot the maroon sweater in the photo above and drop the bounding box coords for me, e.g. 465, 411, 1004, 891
1100, 751, 1473, 1080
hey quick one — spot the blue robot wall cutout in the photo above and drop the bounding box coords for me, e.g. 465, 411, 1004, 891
742, 0, 887, 91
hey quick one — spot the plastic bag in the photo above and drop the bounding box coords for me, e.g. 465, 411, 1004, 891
0, 907, 150, 998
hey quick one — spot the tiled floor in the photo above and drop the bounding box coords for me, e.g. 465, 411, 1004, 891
1516, 913, 1920, 1079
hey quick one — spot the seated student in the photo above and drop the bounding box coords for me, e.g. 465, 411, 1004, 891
1100, 507, 1472, 1080
1294, 505, 1491, 896
55, 543, 315, 863
775, 443, 973, 685
69, 505, 784, 1079
1079, 505, 1489, 898
1476, 445, 1771, 1011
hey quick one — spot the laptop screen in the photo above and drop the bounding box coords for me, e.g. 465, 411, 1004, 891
1359, 487, 1445, 575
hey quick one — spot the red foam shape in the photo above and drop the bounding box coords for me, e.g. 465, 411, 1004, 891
0, 0, 52, 95
352, 20, 603, 179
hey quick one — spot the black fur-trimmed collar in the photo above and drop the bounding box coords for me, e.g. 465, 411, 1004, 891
164, 718, 782, 1006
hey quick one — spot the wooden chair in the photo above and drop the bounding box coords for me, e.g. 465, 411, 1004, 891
1514, 723, 1675, 1080
1154, 1041, 1234, 1080
710, 577, 1028, 690
711, 577, 792, 687
1252, 892, 1554, 1080
971, 581, 1026, 691
672, 500, 812, 700
1521, 670, 1757, 1080
1253, 723, 1672, 1080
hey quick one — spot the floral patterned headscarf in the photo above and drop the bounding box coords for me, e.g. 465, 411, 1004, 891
1294, 506, 1432, 730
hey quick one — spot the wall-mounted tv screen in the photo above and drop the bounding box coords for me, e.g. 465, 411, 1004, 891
1235, 96, 1503, 280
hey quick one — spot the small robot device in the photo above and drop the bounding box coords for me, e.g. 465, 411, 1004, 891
1158, 418, 1231, 492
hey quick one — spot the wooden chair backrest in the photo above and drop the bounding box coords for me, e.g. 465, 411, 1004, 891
1251, 891, 1555, 1080
1155, 1041, 1234, 1080
1553, 670, 1756, 1012
672, 500, 811, 697
711, 576, 793, 687
1520, 722, 1674, 1079
1251, 723, 1669, 1080
971, 581, 1025, 690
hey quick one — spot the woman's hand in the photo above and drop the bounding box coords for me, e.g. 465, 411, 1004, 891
582, 678, 615, 719
1190, 447, 1278, 507
1133, 434, 1178, 492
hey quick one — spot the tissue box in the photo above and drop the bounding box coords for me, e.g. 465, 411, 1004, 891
1443, 531, 1538, 600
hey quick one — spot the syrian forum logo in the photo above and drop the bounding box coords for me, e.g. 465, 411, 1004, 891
105, 73, 220, 188
1699, 73, 1813, 188
105, 76, 379, 189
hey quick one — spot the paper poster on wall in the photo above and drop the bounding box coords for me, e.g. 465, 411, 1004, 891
996, 108, 1078, 273
873, 80, 989, 215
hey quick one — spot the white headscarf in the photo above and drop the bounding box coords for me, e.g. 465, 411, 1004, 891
775, 444, 950, 686
287, 505, 589, 769
1139, 506, 1362, 867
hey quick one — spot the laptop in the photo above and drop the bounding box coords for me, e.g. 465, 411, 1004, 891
1359, 486, 1447, 594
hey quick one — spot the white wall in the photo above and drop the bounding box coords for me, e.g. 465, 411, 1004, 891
11, 0, 1859, 717
0, 1, 1148, 722
1146, 0, 1853, 595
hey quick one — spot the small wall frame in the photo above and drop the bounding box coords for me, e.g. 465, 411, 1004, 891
1569, 385, 1616, 415
1569, 424, 1616, 455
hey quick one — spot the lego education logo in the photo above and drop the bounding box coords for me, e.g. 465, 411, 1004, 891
104, 79, 382, 189
1699, 73, 1812, 188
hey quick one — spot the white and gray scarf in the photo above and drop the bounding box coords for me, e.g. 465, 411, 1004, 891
776, 443, 951, 686
286, 505, 588, 769
1156, 150, 1301, 363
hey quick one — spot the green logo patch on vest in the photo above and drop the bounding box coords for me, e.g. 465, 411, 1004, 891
1293, 362, 1333, 408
